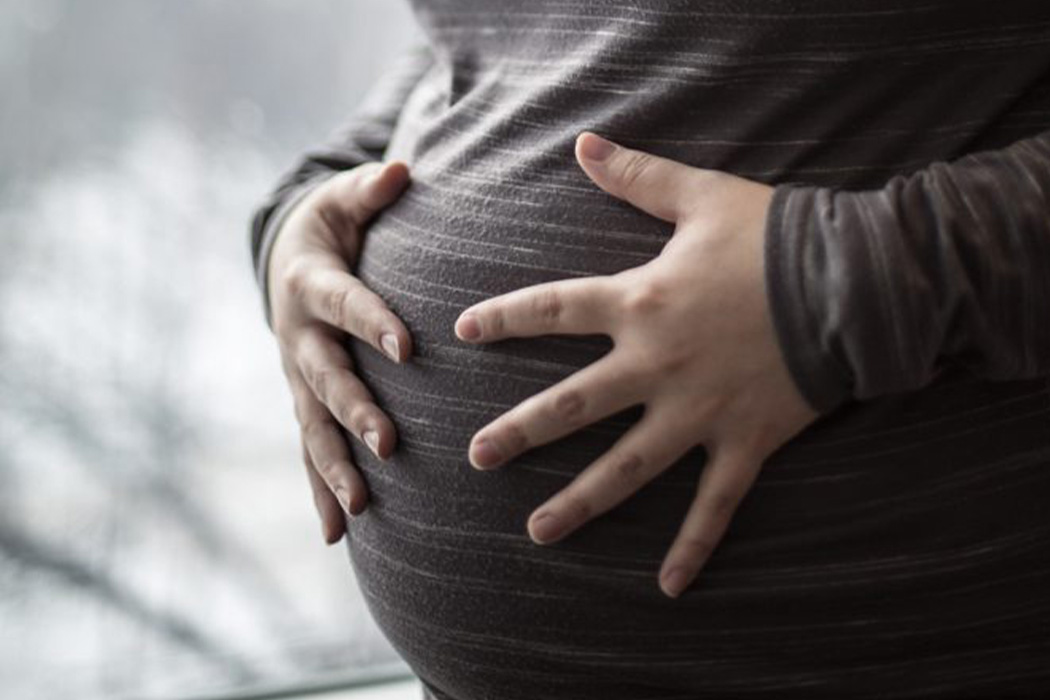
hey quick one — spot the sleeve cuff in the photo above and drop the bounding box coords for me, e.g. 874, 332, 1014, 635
763, 182, 854, 414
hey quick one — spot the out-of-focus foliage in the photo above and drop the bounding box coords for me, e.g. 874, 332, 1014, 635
0, 1, 421, 698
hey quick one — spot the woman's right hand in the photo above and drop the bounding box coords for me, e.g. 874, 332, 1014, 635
267, 160, 412, 545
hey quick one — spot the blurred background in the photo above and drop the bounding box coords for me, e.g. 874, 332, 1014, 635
0, 1, 424, 697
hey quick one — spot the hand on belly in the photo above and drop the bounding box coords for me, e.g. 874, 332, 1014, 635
266, 160, 416, 544
452, 132, 821, 598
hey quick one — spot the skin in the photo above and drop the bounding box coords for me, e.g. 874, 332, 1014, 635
267, 160, 415, 545
454, 133, 820, 597
267, 133, 820, 598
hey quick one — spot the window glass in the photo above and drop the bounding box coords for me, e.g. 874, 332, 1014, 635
0, 1, 420, 697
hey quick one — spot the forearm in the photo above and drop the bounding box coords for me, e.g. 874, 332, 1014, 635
765, 130, 1050, 413
249, 41, 435, 325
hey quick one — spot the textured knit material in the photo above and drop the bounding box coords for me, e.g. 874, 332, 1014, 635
250, 3, 1050, 699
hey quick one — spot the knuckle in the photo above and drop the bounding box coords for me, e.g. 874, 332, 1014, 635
551, 388, 586, 423
342, 401, 373, 432
325, 285, 357, 326
678, 535, 716, 560
706, 489, 740, 520
306, 367, 339, 404
301, 418, 334, 443
280, 256, 312, 298
532, 287, 563, 326
608, 451, 647, 488
500, 420, 531, 455
560, 492, 594, 525
316, 460, 344, 481
314, 184, 354, 233
621, 278, 669, 318
656, 348, 693, 376
487, 309, 504, 337
618, 151, 654, 193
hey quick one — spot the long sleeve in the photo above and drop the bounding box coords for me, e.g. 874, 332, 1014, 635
765, 129, 1050, 414
249, 41, 435, 326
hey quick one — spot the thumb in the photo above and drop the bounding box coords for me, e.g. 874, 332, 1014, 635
575, 132, 699, 223
336, 160, 412, 230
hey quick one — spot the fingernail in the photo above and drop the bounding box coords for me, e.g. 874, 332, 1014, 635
529, 512, 565, 544
334, 486, 352, 515
470, 437, 502, 469
380, 333, 400, 362
457, 312, 481, 341
580, 133, 616, 162
363, 429, 381, 458
660, 567, 691, 599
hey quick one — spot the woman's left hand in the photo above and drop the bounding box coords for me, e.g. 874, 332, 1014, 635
453, 132, 822, 598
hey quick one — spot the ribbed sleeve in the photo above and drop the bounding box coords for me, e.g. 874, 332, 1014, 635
248, 42, 435, 326
765, 130, 1050, 414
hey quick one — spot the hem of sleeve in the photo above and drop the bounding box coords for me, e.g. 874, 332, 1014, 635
763, 183, 854, 414
254, 171, 340, 329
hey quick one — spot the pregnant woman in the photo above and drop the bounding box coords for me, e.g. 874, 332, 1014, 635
251, 3, 1050, 698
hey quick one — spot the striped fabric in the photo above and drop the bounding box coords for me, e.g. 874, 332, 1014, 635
251, 2, 1050, 698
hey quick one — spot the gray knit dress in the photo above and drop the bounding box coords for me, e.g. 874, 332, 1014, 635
251, 2, 1050, 698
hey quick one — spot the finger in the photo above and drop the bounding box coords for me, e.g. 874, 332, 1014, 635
325, 160, 412, 233
525, 403, 698, 545
468, 350, 645, 470
283, 350, 360, 539
288, 370, 370, 516
302, 440, 346, 545
290, 262, 412, 363
574, 132, 719, 223
295, 325, 397, 460
455, 274, 619, 343
658, 445, 764, 598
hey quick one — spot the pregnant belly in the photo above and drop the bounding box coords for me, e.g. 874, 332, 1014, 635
341, 175, 1050, 700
